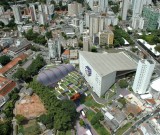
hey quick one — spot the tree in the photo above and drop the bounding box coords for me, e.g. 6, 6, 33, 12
16, 115, 26, 124
0, 21, 5, 28
78, 42, 83, 48
0, 55, 10, 66
29, 80, 77, 131
91, 112, 104, 125
0, 121, 12, 135
79, 119, 85, 126
155, 45, 160, 52
91, 46, 97, 52
45, 31, 52, 39
13, 68, 29, 81
119, 79, 128, 88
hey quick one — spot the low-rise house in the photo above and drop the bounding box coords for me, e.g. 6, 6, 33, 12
0, 53, 28, 76
0, 76, 16, 107
8, 38, 31, 57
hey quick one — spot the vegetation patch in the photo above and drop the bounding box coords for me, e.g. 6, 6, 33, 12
115, 122, 132, 135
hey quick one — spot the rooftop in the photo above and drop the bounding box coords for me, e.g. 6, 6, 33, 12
0, 76, 16, 97
79, 51, 137, 77
0, 53, 28, 74
150, 78, 160, 92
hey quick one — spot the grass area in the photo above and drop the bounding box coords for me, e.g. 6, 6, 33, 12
86, 109, 96, 121
19, 120, 40, 135
66, 130, 71, 135
86, 110, 111, 135
107, 89, 116, 99
58, 130, 72, 135
118, 97, 127, 106
115, 122, 132, 135
80, 95, 103, 108
93, 122, 110, 135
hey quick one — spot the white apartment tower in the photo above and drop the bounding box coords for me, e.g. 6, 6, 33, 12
89, 15, 105, 37
83, 35, 91, 51
132, 59, 156, 94
38, 4, 46, 25
29, 4, 37, 22
68, 2, 82, 16
99, 0, 108, 12
48, 39, 61, 59
121, 0, 130, 20
12, 5, 22, 24
132, 0, 152, 29
0, 6, 4, 15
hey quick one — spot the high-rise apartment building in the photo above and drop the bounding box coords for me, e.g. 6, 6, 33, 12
99, 0, 108, 12
12, 5, 22, 24
132, 0, 152, 29
83, 35, 91, 51
132, 59, 155, 94
89, 14, 105, 37
48, 38, 61, 59
38, 4, 46, 25
29, 4, 37, 22
0, 6, 4, 15
142, 6, 160, 30
121, 0, 130, 20
68, 2, 82, 16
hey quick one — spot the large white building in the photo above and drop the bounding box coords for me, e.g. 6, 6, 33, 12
12, 5, 22, 24
132, 0, 152, 29
29, 4, 37, 22
132, 59, 155, 94
149, 78, 160, 100
48, 38, 61, 59
68, 2, 82, 16
38, 4, 46, 25
99, 0, 108, 12
79, 51, 137, 97
121, 0, 130, 20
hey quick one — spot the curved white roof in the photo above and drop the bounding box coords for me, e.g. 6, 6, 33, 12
151, 78, 160, 92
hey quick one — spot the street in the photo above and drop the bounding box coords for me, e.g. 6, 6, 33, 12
123, 107, 160, 135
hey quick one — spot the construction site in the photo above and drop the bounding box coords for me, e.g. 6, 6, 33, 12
14, 94, 46, 119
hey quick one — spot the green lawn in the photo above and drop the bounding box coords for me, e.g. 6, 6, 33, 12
66, 130, 71, 135
86, 110, 111, 135
118, 97, 127, 106
86, 110, 96, 121
81, 95, 103, 108
93, 123, 110, 135
115, 122, 132, 135
18, 120, 41, 135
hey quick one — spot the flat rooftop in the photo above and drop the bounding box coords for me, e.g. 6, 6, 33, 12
79, 51, 137, 77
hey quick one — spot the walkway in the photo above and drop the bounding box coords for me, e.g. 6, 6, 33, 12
91, 91, 108, 105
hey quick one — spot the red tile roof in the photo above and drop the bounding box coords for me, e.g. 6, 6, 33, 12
62, 50, 70, 55
0, 76, 16, 96
0, 53, 28, 74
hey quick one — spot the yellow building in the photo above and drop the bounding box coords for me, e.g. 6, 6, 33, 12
99, 28, 114, 46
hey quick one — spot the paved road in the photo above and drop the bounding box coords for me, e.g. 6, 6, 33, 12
12, 117, 17, 135
123, 107, 160, 135
83, 117, 98, 135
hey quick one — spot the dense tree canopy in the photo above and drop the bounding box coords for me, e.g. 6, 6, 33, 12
113, 26, 134, 47
0, 120, 12, 135
13, 55, 45, 81
155, 45, 160, 52
29, 80, 77, 131
0, 55, 11, 66
24, 29, 47, 45
119, 79, 128, 88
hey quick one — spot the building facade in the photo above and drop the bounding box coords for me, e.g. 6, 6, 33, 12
48, 38, 61, 59
142, 6, 160, 30
12, 5, 22, 24
132, 59, 155, 94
